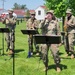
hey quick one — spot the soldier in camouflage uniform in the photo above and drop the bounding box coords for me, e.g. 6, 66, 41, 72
39, 10, 61, 72
26, 12, 39, 56
2, 9, 17, 54
64, 9, 75, 58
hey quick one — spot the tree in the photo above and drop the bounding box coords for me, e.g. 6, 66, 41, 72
44, 0, 75, 17
25, 10, 30, 19
44, 0, 75, 30
44, 0, 67, 17
13, 3, 19, 9
13, 3, 27, 11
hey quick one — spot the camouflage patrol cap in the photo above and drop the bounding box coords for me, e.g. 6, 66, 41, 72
30, 12, 35, 15
46, 10, 54, 15
8, 9, 14, 13
66, 9, 72, 14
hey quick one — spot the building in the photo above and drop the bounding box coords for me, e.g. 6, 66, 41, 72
35, 6, 47, 20
14, 9, 25, 18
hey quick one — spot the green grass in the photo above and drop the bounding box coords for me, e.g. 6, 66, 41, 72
0, 21, 75, 75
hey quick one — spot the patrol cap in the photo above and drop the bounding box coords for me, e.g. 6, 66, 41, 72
8, 9, 14, 13
46, 10, 54, 15
66, 9, 72, 14
30, 12, 35, 15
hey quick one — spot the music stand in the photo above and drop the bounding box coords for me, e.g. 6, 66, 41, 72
61, 31, 65, 36
21, 29, 39, 57
0, 28, 9, 55
21, 29, 39, 35
34, 34, 61, 75
34, 34, 61, 44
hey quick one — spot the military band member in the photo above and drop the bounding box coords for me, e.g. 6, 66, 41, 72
64, 9, 75, 58
39, 10, 61, 72
2, 9, 17, 54
26, 12, 39, 56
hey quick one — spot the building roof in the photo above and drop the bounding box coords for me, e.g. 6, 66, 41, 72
0, 8, 3, 10
14, 9, 25, 17
35, 5, 48, 11
40, 6, 47, 9
29, 10, 35, 14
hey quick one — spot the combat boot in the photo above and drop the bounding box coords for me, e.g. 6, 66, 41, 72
56, 66, 61, 72
36, 52, 39, 56
65, 53, 69, 57
8, 49, 13, 55
43, 63, 48, 71
43, 67, 48, 71
56, 64, 61, 72
71, 54, 74, 59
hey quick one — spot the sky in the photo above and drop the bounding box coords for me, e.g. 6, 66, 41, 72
0, 0, 45, 10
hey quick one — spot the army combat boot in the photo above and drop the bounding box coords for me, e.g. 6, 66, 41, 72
56, 64, 61, 72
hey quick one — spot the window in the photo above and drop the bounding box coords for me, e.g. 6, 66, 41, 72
38, 10, 41, 15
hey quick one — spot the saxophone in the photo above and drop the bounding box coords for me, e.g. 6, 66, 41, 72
64, 24, 67, 32
29, 20, 35, 38
30, 19, 35, 30
64, 16, 73, 32
30, 24, 35, 29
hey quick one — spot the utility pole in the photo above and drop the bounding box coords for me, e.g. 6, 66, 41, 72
1, 0, 5, 11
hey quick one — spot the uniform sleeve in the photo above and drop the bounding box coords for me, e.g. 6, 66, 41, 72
34, 20, 39, 29
56, 22, 61, 35
2, 18, 6, 24
68, 16, 75, 27
39, 20, 45, 29
13, 17, 17, 24
64, 17, 67, 25
26, 20, 29, 29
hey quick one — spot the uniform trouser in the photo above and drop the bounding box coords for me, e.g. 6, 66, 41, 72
28, 35, 39, 53
64, 33, 74, 54
41, 44, 60, 67
5, 25, 15, 52
5, 30, 15, 51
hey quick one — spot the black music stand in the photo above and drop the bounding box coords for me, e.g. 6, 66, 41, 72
0, 28, 9, 55
34, 34, 61, 75
34, 34, 61, 44
21, 29, 39, 57
61, 31, 65, 36
21, 29, 39, 35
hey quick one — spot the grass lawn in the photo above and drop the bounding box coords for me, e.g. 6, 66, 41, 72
0, 21, 75, 75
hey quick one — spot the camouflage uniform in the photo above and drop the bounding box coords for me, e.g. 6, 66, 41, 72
26, 17, 39, 54
64, 9, 75, 57
39, 17, 61, 69
3, 10, 16, 53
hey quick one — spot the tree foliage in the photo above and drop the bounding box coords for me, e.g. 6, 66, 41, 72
25, 10, 30, 17
44, 0, 75, 17
13, 3, 27, 10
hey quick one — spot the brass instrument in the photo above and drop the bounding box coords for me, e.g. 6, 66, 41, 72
64, 16, 73, 32
64, 25, 68, 32
29, 19, 36, 38
64, 20, 68, 32
29, 23, 35, 38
